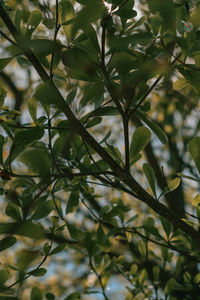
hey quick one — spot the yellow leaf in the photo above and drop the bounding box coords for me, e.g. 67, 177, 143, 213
192, 194, 200, 207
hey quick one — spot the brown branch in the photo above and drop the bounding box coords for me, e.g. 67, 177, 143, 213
128, 53, 182, 118
1, 4, 200, 243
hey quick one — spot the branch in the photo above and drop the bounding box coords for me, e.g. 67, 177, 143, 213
128, 53, 182, 118
50, 0, 61, 77
100, 16, 124, 117
0, 71, 24, 110
1, 4, 200, 243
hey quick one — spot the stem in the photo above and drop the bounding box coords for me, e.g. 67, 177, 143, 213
123, 116, 130, 173
1, 4, 200, 243
0, 241, 53, 292
89, 260, 110, 300
128, 53, 182, 118
50, 0, 61, 77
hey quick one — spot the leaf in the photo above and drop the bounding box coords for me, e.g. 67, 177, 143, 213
8, 126, 44, 162
149, 0, 175, 29
27, 9, 42, 29
173, 78, 190, 91
85, 117, 102, 128
0, 269, 9, 286
31, 287, 43, 300
66, 88, 77, 105
0, 220, 46, 239
153, 266, 160, 282
143, 163, 156, 196
49, 243, 66, 255
178, 68, 200, 93
160, 217, 171, 237
66, 222, 85, 240
28, 98, 37, 123
89, 106, 119, 117
45, 293, 55, 300
177, 172, 200, 182
0, 57, 13, 72
5, 204, 21, 221
164, 278, 176, 295
130, 126, 151, 159
137, 111, 167, 144
0, 297, 19, 300
0, 86, 7, 111
32, 200, 54, 220
188, 137, 200, 175
159, 177, 181, 199
192, 194, 200, 207
31, 268, 47, 277
28, 39, 64, 57
64, 292, 81, 300
0, 236, 17, 252
61, 0, 76, 43
66, 189, 80, 214
20, 148, 51, 182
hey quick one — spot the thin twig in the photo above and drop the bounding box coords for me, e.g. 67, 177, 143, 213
124, 227, 200, 263
128, 53, 182, 118
100, 16, 124, 117
50, 0, 61, 77
0, 241, 53, 292
0, 29, 17, 45
89, 260, 110, 300
123, 116, 130, 173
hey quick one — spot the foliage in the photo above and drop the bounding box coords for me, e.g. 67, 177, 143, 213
0, 0, 200, 299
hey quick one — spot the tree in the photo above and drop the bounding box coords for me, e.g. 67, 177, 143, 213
0, 0, 200, 299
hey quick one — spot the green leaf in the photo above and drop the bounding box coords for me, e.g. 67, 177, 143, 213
5, 204, 21, 221
143, 163, 156, 196
160, 217, 171, 237
0, 57, 13, 72
0, 220, 46, 239
32, 200, 54, 220
28, 39, 64, 57
49, 243, 66, 255
130, 126, 151, 158
0, 269, 9, 286
0, 86, 7, 110
173, 78, 190, 91
31, 268, 47, 277
0, 297, 19, 300
159, 177, 181, 199
0, 236, 17, 252
88, 106, 119, 117
8, 126, 44, 162
192, 194, 200, 207
137, 111, 167, 144
178, 68, 200, 93
164, 278, 176, 295
28, 98, 37, 123
20, 148, 51, 182
66, 88, 77, 105
61, 0, 76, 43
85, 117, 102, 128
45, 293, 55, 300
66, 222, 85, 240
66, 189, 80, 214
149, 0, 175, 29
177, 172, 200, 182
27, 9, 42, 29
188, 137, 200, 175
153, 266, 160, 282
64, 292, 81, 300
31, 287, 43, 300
